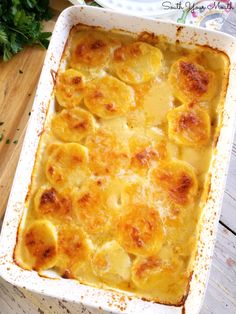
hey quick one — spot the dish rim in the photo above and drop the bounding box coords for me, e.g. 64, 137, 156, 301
0, 5, 236, 314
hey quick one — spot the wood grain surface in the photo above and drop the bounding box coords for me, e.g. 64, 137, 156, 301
0, 0, 70, 218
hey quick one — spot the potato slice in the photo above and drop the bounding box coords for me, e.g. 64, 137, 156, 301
56, 223, 91, 276
151, 159, 198, 206
24, 220, 57, 271
84, 75, 135, 119
51, 108, 95, 142
117, 204, 164, 257
168, 58, 216, 103
54, 69, 85, 108
113, 42, 163, 84
92, 240, 131, 283
45, 143, 89, 191
167, 104, 211, 147
34, 184, 73, 221
131, 255, 187, 298
69, 31, 111, 71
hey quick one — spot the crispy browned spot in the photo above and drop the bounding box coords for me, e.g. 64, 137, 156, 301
77, 193, 91, 207
130, 226, 144, 248
96, 179, 102, 186
74, 121, 88, 130
179, 61, 209, 96
75, 40, 107, 62
48, 166, 54, 175
91, 40, 106, 50
72, 155, 83, 164
39, 188, 72, 216
175, 109, 209, 142
119, 208, 160, 251
178, 111, 200, 131
138, 32, 159, 45
76, 44, 86, 57
43, 246, 56, 258
40, 188, 56, 205
169, 174, 193, 205
135, 148, 157, 166
25, 232, 56, 269
114, 43, 142, 62
63, 112, 88, 131
93, 90, 103, 98
155, 165, 195, 205
105, 103, 116, 112
72, 76, 82, 84
62, 269, 72, 279
62, 238, 83, 257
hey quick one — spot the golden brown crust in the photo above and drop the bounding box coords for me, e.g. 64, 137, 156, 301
54, 69, 85, 108
179, 61, 209, 96
131, 255, 188, 303
117, 205, 164, 256
15, 26, 227, 306
69, 31, 111, 70
167, 104, 211, 146
56, 224, 91, 275
129, 133, 167, 174
151, 160, 198, 206
51, 108, 95, 143
168, 58, 216, 103
34, 185, 73, 221
24, 221, 57, 271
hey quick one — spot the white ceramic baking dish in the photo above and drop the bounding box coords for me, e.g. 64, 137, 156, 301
0, 5, 236, 314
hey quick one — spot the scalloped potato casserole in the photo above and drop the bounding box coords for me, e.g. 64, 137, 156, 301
14, 25, 229, 305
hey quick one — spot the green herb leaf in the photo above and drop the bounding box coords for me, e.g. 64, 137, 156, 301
0, 1, 52, 61
0, 28, 8, 44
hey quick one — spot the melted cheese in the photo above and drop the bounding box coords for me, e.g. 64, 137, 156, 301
15, 25, 229, 305
167, 103, 211, 147
168, 57, 216, 103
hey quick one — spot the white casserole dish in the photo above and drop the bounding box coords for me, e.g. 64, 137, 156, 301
0, 5, 236, 314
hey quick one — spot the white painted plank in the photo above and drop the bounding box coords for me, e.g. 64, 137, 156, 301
201, 224, 236, 314
0, 224, 235, 314
220, 131, 236, 232
221, 6, 236, 37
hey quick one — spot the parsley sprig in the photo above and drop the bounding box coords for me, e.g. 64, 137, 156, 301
0, 0, 52, 61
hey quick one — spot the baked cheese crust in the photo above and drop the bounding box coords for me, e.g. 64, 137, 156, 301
15, 26, 229, 305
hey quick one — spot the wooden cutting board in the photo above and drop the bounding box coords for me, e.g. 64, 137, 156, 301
0, 0, 71, 218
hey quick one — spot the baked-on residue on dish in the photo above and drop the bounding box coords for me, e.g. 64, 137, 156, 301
14, 25, 229, 306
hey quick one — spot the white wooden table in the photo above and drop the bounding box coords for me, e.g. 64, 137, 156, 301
0, 5, 236, 314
